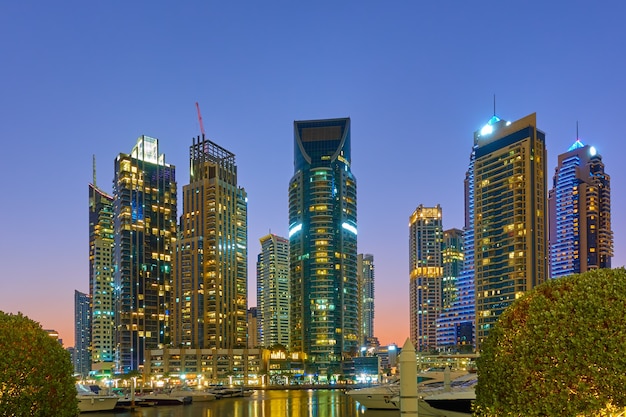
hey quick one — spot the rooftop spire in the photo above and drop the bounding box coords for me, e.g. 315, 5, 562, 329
92, 154, 96, 187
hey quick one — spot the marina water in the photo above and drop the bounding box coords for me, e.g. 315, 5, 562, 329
88, 389, 399, 417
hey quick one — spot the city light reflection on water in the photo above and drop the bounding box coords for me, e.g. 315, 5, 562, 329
90, 389, 400, 417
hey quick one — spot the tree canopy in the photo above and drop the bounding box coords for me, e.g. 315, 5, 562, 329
0, 311, 78, 417
475, 268, 626, 416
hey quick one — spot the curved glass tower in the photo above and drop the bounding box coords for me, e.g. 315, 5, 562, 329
289, 118, 358, 369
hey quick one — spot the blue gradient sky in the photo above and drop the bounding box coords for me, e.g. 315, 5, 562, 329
1, 2, 624, 347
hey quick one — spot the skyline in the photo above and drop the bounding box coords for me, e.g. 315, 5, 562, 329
1, 2, 625, 348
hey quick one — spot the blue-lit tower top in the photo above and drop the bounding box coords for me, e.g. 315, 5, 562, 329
549, 138, 612, 278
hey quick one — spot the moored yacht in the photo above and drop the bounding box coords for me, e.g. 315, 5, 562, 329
76, 384, 119, 413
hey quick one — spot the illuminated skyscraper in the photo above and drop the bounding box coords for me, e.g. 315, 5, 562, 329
437, 151, 476, 349
441, 229, 463, 311
173, 136, 247, 349
548, 140, 613, 278
289, 118, 358, 368
114, 136, 177, 372
473, 113, 547, 347
409, 204, 443, 351
357, 253, 375, 344
88, 179, 115, 367
257, 234, 290, 348
74, 290, 90, 377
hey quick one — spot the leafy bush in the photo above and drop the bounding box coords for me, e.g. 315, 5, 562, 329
0, 311, 78, 416
474, 268, 626, 416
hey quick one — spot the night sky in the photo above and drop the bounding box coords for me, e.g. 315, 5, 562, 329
1, 1, 624, 347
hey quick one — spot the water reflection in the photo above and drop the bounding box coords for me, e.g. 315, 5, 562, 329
90, 389, 400, 417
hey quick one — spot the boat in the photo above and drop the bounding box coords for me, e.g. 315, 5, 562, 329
138, 392, 192, 405
207, 386, 254, 399
389, 373, 477, 416
170, 387, 217, 402
346, 368, 469, 410
76, 384, 119, 413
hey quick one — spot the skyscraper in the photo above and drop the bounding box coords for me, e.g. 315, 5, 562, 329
409, 204, 443, 351
473, 113, 547, 347
441, 229, 463, 311
257, 234, 290, 348
113, 136, 177, 372
88, 180, 115, 367
357, 253, 375, 345
173, 136, 247, 349
437, 150, 476, 350
289, 118, 358, 368
74, 290, 90, 377
549, 139, 613, 278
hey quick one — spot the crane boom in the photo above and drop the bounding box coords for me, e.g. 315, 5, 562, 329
195, 102, 205, 137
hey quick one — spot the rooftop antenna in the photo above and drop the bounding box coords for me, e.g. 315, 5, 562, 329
493, 94, 496, 116
576, 120, 579, 139
195, 102, 205, 138
92, 154, 97, 187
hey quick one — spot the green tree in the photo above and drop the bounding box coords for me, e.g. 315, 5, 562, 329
0, 311, 78, 417
475, 268, 626, 416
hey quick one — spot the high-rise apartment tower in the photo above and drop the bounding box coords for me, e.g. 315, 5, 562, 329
409, 204, 443, 351
549, 139, 613, 278
357, 254, 375, 345
113, 136, 177, 372
257, 234, 290, 348
173, 136, 248, 349
473, 113, 547, 347
74, 290, 91, 377
88, 179, 115, 366
289, 118, 358, 368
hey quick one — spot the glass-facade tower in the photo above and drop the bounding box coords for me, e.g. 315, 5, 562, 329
437, 148, 476, 349
473, 113, 547, 347
173, 136, 247, 349
113, 136, 177, 372
74, 290, 91, 377
257, 234, 290, 348
409, 204, 443, 351
548, 140, 613, 278
289, 118, 358, 368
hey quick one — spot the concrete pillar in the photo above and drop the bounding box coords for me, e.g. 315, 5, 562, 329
399, 338, 418, 416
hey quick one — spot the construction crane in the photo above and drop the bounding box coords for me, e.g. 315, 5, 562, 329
195, 102, 205, 137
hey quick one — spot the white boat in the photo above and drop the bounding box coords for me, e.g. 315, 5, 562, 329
76, 384, 119, 413
170, 387, 216, 402
138, 392, 192, 405
389, 373, 477, 416
207, 386, 254, 399
346, 368, 469, 410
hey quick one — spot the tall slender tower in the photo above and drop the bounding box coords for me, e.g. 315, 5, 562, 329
257, 234, 290, 348
473, 113, 547, 347
437, 149, 476, 350
357, 254, 375, 345
173, 136, 247, 349
549, 140, 612, 278
289, 118, 358, 369
89, 177, 115, 367
113, 136, 177, 372
409, 204, 443, 351
74, 290, 91, 378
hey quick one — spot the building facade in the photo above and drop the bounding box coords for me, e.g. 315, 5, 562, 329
289, 118, 358, 369
409, 204, 443, 351
548, 140, 613, 278
473, 113, 547, 347
257, 234, 290, 348
74, 290, 91, 377
88, 181, 115, 367
357, 253, 375, 345
173, 136, 247, 350
437, 150, 476, 350
113, 136, 177, 372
